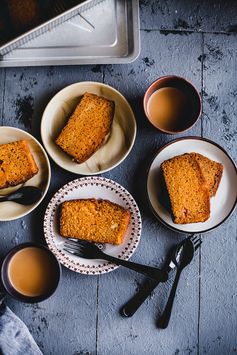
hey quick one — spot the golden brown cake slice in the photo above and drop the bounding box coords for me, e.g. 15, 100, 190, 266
161, 154, 210, 224
0, 140, 38, 189
56, 93, 115, 164
60, 199, 130, 245
189, 153, 223, 196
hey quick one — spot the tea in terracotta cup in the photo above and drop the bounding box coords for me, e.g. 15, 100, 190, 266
143, 75, 201, 134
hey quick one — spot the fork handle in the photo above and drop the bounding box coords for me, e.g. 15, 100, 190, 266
100, 253, 168, 282
157, 269, 181, 329
122, 278, 160, 317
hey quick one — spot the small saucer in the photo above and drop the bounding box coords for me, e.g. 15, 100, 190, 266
0, 127, 51, 221
147, 137, 237, 234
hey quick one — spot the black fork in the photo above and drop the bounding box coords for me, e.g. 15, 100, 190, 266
63, 239, 168, 282
157, 235, 202, 328
122, 235, 202, 318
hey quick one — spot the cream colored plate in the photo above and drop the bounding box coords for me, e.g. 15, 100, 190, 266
0, 127, 51, 221
147, 137, 237, 234
41, 82, 137, 175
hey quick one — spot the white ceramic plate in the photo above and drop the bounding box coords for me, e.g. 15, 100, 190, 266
0, 126, 51, 221
147, 137, 237, 234
41, 82, 137, 175
44, 177, 142, 275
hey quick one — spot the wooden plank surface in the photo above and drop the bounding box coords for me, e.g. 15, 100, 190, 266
140, 0, 237, 33
99, 30, 202, 355
0, 1, 236, 355
0, 66, 103, 355
199, 33, 237, 355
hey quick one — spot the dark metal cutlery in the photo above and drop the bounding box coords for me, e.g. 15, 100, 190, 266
157, 235, 202, 328
122, 235, 201, 318
0, 186, 43, 205
121, 241, 184, 317
63, 239, 168, 282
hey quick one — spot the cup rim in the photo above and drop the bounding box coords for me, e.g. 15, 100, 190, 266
143, 75, 202, 134
1, 243, 61, 303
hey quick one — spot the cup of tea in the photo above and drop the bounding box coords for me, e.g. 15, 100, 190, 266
1, 243, 61, 303
143, 75, 202, 134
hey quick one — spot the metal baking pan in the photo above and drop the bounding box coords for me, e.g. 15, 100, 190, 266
0, 0, 140, 67
0, 0, 102, 56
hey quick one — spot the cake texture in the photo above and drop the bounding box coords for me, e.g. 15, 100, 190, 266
0, 140, 38, 189
60, 199, 130, 245
189, 153, 223, 196
161, 154, 210, 224
56, 93, 115, 164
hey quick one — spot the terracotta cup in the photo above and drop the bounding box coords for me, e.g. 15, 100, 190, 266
143, 75, 202, 134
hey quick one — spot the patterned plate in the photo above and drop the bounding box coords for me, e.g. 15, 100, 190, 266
44, 177, 142, 275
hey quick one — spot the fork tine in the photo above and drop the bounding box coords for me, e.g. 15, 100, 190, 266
68, 238, 91, 246
194, 241, 202, 251
64, 245, 85, 253
65, 240, 86, 248
192, 236, 201, 245
190, 235, 200, 244
63, 247, 81, 255
65, 239, 80, 245
67, 238, 81, 245
193, 239, 201, 247
64, 242, 83, 251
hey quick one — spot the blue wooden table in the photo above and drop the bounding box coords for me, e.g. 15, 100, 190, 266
0, 1, 237, 354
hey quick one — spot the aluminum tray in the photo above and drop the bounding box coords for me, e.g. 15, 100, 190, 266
0, 0, 100, 56
0, 0, 140, 67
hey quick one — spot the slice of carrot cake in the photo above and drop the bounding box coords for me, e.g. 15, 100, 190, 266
56, 93, 115, 164
0, 140, 38, 189
161, 153, 210, 224
60, 199, 130, 245
189, 153, 223, 196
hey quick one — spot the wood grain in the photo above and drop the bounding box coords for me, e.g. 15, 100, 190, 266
199, 33, 237, 355
99, 30, 202, 355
